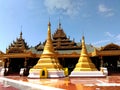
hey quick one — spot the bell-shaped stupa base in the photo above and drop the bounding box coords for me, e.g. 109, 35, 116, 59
28, 55, 65, 78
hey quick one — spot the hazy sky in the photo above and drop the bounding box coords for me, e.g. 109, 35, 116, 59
0, 0, 120, 52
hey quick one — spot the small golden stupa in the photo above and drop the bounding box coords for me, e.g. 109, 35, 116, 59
28, 21, 65, 78
70, 36, 106, 77
74, 36, 97, 71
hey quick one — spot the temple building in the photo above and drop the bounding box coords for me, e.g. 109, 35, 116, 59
0, 32, 38, 75
91, 43, 120, 75
0, 22, 120, 76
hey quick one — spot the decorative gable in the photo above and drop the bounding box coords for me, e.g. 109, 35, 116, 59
6, 32, 29, 53
100, 43, 120, 51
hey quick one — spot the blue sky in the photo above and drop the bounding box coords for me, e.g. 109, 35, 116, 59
0, 0, 120, 52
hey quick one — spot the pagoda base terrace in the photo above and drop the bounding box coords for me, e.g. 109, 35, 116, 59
28, 69, 65, 78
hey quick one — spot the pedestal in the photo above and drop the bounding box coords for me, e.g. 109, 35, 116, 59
28, 69, 65, 78
69, 71, 106, 77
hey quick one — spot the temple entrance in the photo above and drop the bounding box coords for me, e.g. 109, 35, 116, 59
63, 58, 78, 75
91, 57, 101, 70
58, 58, 78, 75
103, 56, 120, 75
8, 58, 24, 75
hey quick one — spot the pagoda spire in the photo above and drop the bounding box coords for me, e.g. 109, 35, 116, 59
81, 36, 88, 55
58, 18, 61, 29
20, 26, 23, 39
20, 31, 22, 39
47, 20, 51, 40
73, 35, 97, 71
42, 20, 54, 54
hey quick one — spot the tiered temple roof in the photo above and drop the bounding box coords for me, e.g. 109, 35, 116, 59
6, 32, 29, 53
35, 22, 81, 51
100, 43, 120, 51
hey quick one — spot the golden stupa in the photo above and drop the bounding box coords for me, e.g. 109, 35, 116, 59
70, 36, 107, 77
28, 21, 65, 78
74, 36, 97, 71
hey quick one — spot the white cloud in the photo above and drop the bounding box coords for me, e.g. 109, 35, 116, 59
98, 4, 114, 17
116, 34, 120, 40
106, 12, 114, 17
92, 39, 110, 46
98, 4, 111, 13
44, 0, 82, 17
82, 13, 91, 18
92, 32, 120, 47
114, 34, 120, 44
105, 32, 114, 38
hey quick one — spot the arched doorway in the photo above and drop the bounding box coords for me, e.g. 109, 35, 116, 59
63, 58, 78, 75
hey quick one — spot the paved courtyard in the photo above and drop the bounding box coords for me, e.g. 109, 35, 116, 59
0, 75, 120, 90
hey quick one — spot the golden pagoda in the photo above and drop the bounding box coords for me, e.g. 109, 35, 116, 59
70, 36, 107, 77
28, 21, 65, 78
74, 36, 97, 71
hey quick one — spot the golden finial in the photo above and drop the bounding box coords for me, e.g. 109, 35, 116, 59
47, 19, 51, 40
42, 19, 54, 55
48, 17, 51, 26
81, 35, 88, 55
82, 36, 84, 41
20, 26, 23, 39
20, 32, 22, 39
48, 21, 51, 26
58, 17, 61, 29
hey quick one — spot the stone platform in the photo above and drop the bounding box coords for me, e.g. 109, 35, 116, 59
28, 70, 65, 78
70, 71, 106, 77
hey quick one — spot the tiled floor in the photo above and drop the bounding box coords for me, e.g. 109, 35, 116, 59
0, 83, 18, 90
1, 75, 120, 90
